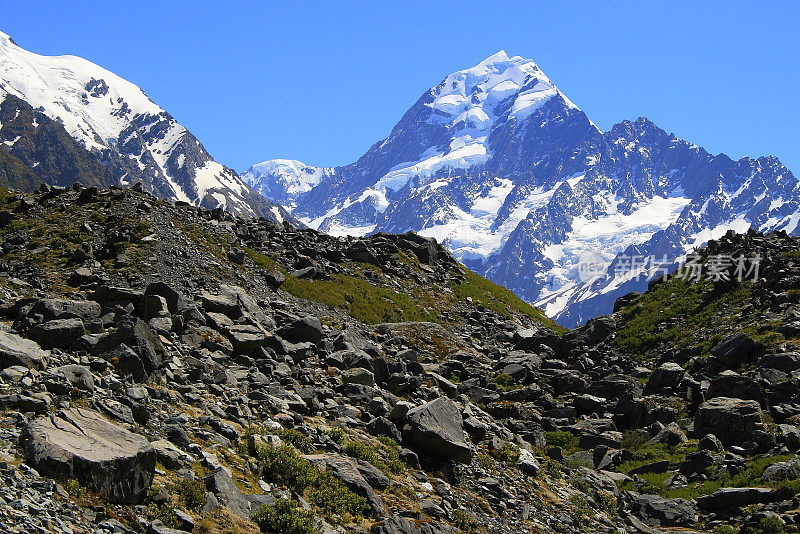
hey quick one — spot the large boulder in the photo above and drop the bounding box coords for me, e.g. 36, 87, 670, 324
706, 370, 765, 405
711, 332, 758, 367
277, 315, 325, 344
621, 491, 698, 527
199, 284, 272, 328
145, 281, 188, 314
402, 397, 473, 463
759, 352, 800, 373
28, 298, 102, 322
93, 318, 165, 374
762, 458, 800, 482
21, 408, 155, 503
0, 330, 49, 370
644, 362, 685, 394
693, 397, 766, 446
697, 487, 790, 512
30, 318, 86, 349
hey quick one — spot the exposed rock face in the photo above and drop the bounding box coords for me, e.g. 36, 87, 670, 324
621, 491, 698, 527
693, 397, 766, 446
696, 487, 789, 512
402, 397, 473, 464
0, 330, 49, 370
21, 408, 155, 503
710, 332, 759, 367
30, 318, 85, 349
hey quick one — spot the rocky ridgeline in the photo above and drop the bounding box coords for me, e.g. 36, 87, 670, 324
0, 184, 799, 533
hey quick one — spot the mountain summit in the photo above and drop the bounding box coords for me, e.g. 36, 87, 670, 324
247, 52, 799, 326
0, 30, 289, 221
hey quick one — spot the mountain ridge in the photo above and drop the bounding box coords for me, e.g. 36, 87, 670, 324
0, 29, 292, 223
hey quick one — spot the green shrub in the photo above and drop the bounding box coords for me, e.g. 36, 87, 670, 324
308, 482, 368, 517
256, 443, 368, 517
176, 478, 206, 512
275, 428, 315, 453
740, 516, 785, 534
377, 436, 405, 473
323, 426, 345, 443
64, 478, 87, 499
258, 444, 318, 492
147, 502, 180, 529
595, 491, 617, 516
452, 509, 482, 533
544, 431, 579, 450
620, 430, 650, 450
342, 440, 377, 463
492, 443, 521, 465
282, 273, 437, 324
453, 268, 562, 331
243, 247, 277, 270
252, 499, 316, 534
489, 373, 517, 391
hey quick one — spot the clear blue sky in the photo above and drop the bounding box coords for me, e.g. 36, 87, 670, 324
3, 1, 799, 174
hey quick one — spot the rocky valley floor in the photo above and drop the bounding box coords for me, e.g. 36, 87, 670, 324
0, 184, 799, 534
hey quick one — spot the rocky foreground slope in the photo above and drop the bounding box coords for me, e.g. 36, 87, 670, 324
0, 184, 799, 533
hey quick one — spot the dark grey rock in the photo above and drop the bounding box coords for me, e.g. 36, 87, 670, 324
711, 332, 758, 367
402, 397, 472, 463
0, 331, 49, 370
370, 515, 452, 534
644, 362, 684, 394
622, 491, 698, 527
697, 487, 787, 512
22, 408, 155, 503
693, 397, 765, 446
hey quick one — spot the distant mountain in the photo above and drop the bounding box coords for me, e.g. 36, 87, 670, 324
241, 159, 333, 210
250, 51, 799, 326
0, 30, 291, 222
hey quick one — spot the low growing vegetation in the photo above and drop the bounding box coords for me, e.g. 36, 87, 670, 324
256, 443, 368, 518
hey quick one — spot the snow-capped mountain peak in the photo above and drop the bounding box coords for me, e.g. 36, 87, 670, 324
241, 159, 332, 209
0, 30, 285, 220
247, 50, 798, 326
429, 50, 575, 130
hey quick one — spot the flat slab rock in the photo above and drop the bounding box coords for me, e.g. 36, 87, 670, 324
621, 491, 698, 527
22, 408, 155, 503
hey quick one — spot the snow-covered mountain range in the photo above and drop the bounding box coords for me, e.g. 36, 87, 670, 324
0, 30, 289, 222
246, 51, 799, 326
